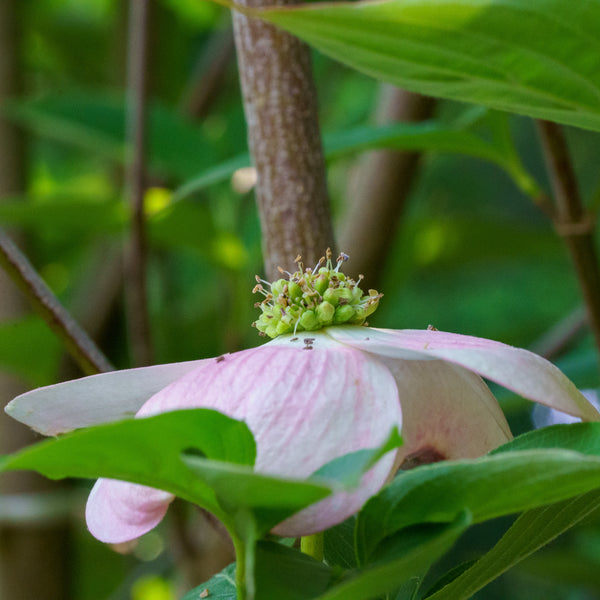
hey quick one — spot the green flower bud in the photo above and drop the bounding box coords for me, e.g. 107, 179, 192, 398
252, 249, 382, 338
336, 288, 354, 304
300, 310, 319, 331
316, 301, 335, 325
334, 304, 355, 324
351, 305, 368, 323
323, 288, 338, 306
276, 320, 293, 335
271, 279, 287, 296
265, 323, 279, 338
314, 273, 329, 295
287, 280, 302, 301
364, 300, 380, 317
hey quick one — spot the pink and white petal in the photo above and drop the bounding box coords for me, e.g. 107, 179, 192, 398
86, 479, 174, 544
380, 359, 512, 469
329, 327, 600, 422
137, 332, 402, 536
4, 359, 210, 436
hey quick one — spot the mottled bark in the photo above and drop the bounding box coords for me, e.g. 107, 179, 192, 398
232, 3, 334, 278
339, 86, 435, 287
0, 2, 71, 598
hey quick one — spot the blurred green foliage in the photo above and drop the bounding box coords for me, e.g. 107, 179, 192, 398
1, 1, 599, 598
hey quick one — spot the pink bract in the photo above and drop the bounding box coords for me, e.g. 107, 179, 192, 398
6, 326, 599, 544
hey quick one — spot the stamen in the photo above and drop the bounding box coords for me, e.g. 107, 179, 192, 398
334, 252, 349, 272
313, 256, 325, 272
254, 275, 273, 288
277, 266, 293, 279
252, 284, 270, 298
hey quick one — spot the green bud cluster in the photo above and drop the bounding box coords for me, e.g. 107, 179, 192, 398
253, 250, 382, 339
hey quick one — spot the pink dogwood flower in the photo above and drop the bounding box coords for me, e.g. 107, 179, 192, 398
5, 253, 599, 545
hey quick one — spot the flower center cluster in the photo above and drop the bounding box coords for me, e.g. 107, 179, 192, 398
253, 249, 382, 339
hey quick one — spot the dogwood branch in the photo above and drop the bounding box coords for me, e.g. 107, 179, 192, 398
0, 229, 114, 375
537, 120, 600, 362
124, 0, 153, 366
232, 0, 335, 278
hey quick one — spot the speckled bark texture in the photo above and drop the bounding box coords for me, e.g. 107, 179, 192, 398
232, 3, 334, 279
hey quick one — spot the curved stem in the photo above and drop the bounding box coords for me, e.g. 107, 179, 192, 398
301, 532, 324, 561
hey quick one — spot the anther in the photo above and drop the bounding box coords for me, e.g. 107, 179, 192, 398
335, 252, 349, 272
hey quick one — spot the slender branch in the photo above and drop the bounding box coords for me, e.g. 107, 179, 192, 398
537, 120, 600, 363
339, 86, 436, 287
0, 229, 114, 375
529, 305, 587, 360
124, 0, 153, 366
231, 0, 335, 278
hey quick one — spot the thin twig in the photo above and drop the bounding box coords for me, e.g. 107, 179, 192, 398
0, 229, 114, 375
529, 305, 587, 360
124, 0, 153, 366
537, 120, 600, 365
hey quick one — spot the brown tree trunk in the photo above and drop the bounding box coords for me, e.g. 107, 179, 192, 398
0, 2, 71, 598
232, 3, 335, 278
339, 86, 435, 287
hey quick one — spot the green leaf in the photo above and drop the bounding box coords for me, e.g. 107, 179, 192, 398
251, 0, 600, 132
423, 490, 600, 600
356, 449, 600, 562
312, 427, 402, 488
492, 422, 600, 456
313, 512, 471, 600
181, 426, 402, 538
0, 409, 255, 516
254, 541, 335, 600
181, 542, 336, 600
324, 517, 358, 570
181, 453, 333, 538
515, 546, 600, 590
5, 93, 216, 179
171, 121, 523, 201
324, 121, 505, 164
0, 197, 126, 238
181, 563, 237, 600
171, 154, 250, 202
